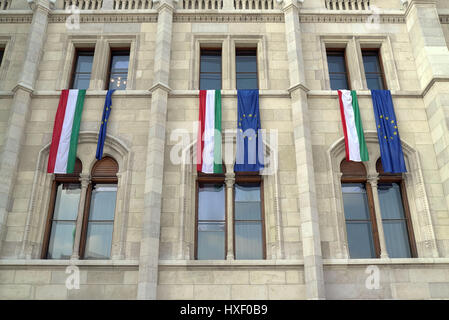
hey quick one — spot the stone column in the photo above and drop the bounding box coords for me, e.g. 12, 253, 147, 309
367, 175, 389, 259
281, 0, 325, 299
225, 172, 235, 260
0, 0, 52, 256
137, 0, 175, 300
71, 174, 90, 260
404, 0, 449, 256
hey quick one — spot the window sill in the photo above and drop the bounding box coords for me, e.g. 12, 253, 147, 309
0, 259, 139, 267
159, 259, 304, 267
323, 258, 449, 266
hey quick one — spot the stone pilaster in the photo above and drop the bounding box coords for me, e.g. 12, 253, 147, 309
281, 0, 325, 299
405, 0, 449, 256
137, 0, 175, 300
0, 0, 52, 256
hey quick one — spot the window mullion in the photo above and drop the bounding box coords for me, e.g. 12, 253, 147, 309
225, 173, 235, 260
367, 175, 389, 259
71, 174, 90, 260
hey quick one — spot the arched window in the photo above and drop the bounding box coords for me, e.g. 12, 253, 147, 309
340, 159, 380, 258
80, 156, 118, 259
42, 158, 82, 259
376, 158, 417, 258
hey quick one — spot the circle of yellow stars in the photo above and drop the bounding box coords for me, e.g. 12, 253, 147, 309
238, 113, 258, 141
378, 114, 398, 140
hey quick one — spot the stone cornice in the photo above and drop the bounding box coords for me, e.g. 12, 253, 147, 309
48, 12, 158, 23
149, 82, 172, 93
173, 12, 284, 23
299, 12, 405, 24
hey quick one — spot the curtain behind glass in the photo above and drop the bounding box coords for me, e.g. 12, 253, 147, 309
47, 183, 81, 259
378, 183, 412, 258
342, 183, 376, 258
197, 184, 225, 260
84, 184, 117, 259
234, 183, 263, 259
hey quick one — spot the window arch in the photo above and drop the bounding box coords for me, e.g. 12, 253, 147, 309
80, 156, 119, 259
41, 158, 83, 259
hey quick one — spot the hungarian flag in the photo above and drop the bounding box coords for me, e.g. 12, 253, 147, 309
197, 90, 222, 174
338, 90, 369, 162
47, 89, 86, 174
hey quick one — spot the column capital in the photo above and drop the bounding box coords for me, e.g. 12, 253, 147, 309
27, 0, 55, 12
367, 174, 379, 187
278, 0, 304, 12
153, 0, 178, 12
80, 174, 90, 187
225, 173, 235, 187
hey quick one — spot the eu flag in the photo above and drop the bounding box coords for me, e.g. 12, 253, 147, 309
371, 90, 406, 173
234, 90, 264, 172
96, 89, 116, 160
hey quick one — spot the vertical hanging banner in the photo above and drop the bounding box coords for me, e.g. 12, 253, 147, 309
196, 90, 223, 174
47, 89, 86, 174
234, 89, 264, 172
96, 89, 116, 160
371, 90, 407, 173
338, 90, 369, 162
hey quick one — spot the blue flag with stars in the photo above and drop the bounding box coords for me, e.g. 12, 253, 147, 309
234, 90, 264, 172
371, 90, 406, 173
96, 89, 116, 160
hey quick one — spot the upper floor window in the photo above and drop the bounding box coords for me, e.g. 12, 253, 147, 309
236, 48, 258, 90
42, 156, 119, 260
0, 47, 4, 67
327, 48, 349, 90
200, 48, 222, 90
362, 49, 386, 90
70, 49, 94, 90
108, 49, 130, 90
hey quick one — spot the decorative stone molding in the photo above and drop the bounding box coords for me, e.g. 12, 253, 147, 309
0, 0, 11, 10
48, 13, 158, 23
299, 13, 405, 24
325, 0, 370, 11
173, 12, 284, 22
0, 15, 33, 24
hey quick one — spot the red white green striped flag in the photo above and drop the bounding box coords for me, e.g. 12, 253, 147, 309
47, 89, 86, 174
338, 90, 369, 162
197, 90, 222, 174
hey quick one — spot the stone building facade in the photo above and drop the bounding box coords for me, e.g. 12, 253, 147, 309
0, 0, 449, 300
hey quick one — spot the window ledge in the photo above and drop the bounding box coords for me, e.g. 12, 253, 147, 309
0, 259, 139, 267
307, 90, 423, 97
158, 259, 304, 267
323, 258, 449, 266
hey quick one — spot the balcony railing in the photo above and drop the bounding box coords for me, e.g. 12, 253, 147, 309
325, 0, 371, 10
234, 0, 275, 10
63, 0, 103, 10
0, 0, 10, 10
181, 0, 223, 10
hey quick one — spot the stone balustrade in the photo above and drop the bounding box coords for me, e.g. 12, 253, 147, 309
0, 0, 10, 10
325, 0, 371, 10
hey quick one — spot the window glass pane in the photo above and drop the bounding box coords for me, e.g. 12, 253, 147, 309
88, 184, 117, 221
197, 222, 225, 260
365, 74, 384, 90
84, 222, 114, 259
362, 53, 381, 73
109, 52, 129, 90
198, 184, 225, 221
199, 74, 221, 90
236, 74, 258, 90
235, 221, 263, 259
341, 183, 370, 220
236, 54, 257, 73
346, 222, 376, 258
378, 183, 405, 220
329, 73, 349, 90
53, 183, 81, 220
75, 54, 94, 73
200, 54, 221, 73
72, 73, 91, 90
47, 221, 76, 259
235, 183, 261, 220
327, 54, 347, 73
383, 221, 412, 258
